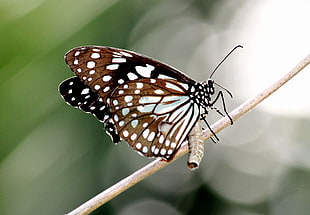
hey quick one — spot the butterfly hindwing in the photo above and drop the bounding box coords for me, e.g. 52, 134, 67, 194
59, 77, 120, 143
108, 78, 200, 159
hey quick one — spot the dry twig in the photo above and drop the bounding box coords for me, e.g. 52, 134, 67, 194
66, 53, 310, 215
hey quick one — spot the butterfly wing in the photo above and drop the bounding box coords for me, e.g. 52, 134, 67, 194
61, 46, 200, 159
109, 78, 200, 159
64, 46, 196, 101
59, 77, 120, 143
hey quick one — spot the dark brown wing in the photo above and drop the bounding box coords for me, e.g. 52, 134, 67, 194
61, 46, 200, 159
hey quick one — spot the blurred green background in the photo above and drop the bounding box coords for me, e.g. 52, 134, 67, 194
1, 0, 310, 214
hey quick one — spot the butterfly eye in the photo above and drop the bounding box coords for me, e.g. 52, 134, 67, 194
207, 79, 214, 87
206, 79, 215, 94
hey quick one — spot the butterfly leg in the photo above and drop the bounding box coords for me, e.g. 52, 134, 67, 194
187, 121, 204, 169
209, 106, 225, 117
211, 91, 233, 125
202, 117, 220, 143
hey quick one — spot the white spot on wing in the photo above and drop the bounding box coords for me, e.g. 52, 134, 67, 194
131, 133, 137, 140
139, 96, 161, 104
136, 142, 142, 149
179, 83, 189, 91
136, 83, 143, 89
119, 121, 124, 126
160, 148, 166, 156
137, 104, 156, 112
142, 129, 150, 139
124, 95, 133, 102
142, 146, 148, 153
89, 70, 95, 75
87, 61, 96, 69
94, 85, 100, 90
106, 64, 119, 70
120, 51, 133, 57
103, 86, 110, 92
158, 74, 176, 80
81, 88, 90, 95
102, 75, 112, 82
159, 135, 164, 144
165, 140, 170, 147
155, 96, 188, 114
154, 148, 159, 155
147, 132, 155, 141
90, 53, 100, 59
135, 64, 154, 78
123, 130, 129, 137
154, 89, 164, 94
128, 72, 138, 80
131, 120, 138, 128
162, 96, 186, 103
113, 51, 122, 56
165, 82, 184, 92
112, 57, 126, 63
190, 86, 195, 92
122, 108, 130, 116
113, 100, 118, 105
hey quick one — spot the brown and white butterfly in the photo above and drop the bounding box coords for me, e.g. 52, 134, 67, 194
59, 46, 237, 169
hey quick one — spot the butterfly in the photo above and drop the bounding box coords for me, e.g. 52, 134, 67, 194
59, 45, 240, 169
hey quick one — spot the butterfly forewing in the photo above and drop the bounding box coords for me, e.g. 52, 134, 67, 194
65, 46, 196, 102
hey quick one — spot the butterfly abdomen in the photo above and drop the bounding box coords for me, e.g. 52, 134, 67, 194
187, 121, 204, 169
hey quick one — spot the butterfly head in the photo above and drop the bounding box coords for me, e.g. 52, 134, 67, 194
205, 79, 215, 95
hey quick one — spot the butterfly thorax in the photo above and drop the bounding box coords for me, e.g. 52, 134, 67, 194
189, 79, 215, 115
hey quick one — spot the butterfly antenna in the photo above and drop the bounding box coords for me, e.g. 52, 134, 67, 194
209, 45, 243, 79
